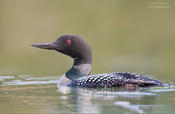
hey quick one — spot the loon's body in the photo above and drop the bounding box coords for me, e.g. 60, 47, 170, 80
32, 35, 164, 88
70, 72, 163, 87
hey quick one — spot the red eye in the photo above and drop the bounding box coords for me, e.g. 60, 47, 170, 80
65, 40, 71, 45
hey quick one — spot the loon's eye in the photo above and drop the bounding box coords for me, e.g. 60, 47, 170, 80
65, 40, 72, 45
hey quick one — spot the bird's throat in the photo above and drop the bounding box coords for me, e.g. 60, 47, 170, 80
65, 59, 92, 80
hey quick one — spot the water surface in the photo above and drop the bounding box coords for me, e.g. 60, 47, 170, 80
0, 74, 175, 114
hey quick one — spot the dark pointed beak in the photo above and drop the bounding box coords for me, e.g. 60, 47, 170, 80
31, 42, 58, 50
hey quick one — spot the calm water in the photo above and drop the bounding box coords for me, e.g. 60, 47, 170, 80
0, 74, 175, 114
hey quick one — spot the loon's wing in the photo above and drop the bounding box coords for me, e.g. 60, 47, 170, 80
114, 72, 164, 87
71, 72, 164, 88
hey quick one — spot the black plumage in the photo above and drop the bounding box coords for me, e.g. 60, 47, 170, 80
71, 72, 163, 88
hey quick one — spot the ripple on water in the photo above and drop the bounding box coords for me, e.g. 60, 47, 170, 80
148, 86, 175, 92
3, 80, 58, 86
94, 91, 156, 98
1, 75, 58, 86
114, 101, 152, 114
0, 76, 15, 81
25, 76, 58, 80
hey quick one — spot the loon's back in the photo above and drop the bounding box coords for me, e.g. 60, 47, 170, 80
70, 72, 164, 88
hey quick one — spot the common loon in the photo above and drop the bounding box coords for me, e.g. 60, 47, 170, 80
32, 35, 164, 88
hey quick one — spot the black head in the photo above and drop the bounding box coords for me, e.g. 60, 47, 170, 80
32, 35, 92, 65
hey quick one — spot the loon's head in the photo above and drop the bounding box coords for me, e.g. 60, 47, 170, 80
32, 34, 92, 69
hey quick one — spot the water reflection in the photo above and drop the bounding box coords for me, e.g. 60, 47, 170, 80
1, 74, 175, 114
114, 101, 152, 114
57, 86, 160, 114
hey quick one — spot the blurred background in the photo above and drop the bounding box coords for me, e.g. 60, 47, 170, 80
0, 0, 174, 80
